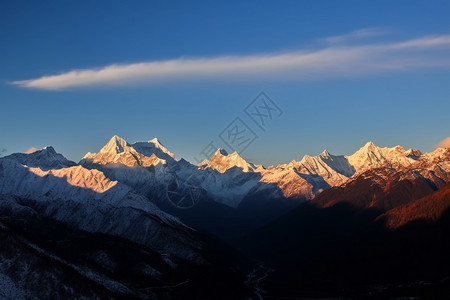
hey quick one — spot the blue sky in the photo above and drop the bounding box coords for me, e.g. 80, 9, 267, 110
1, 0, 449, 166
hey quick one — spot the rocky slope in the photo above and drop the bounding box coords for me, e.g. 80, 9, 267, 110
312, 147, 450, 210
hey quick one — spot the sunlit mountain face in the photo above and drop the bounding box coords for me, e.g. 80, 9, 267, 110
1, 135, 450, 298
3, 0, 450, 297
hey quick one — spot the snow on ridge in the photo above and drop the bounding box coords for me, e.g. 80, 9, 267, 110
80, 135, 175, 167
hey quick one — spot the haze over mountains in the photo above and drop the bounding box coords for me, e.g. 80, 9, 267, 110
0, 134, 449, 298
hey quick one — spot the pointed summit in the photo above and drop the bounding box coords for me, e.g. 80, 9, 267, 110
320, 149, 331, 157
301, 154, 312, 160
80, 135, 177, 167
148, 137, 167, 148
294, 149, 354, 185
99, 135, 129, 154
207, 148, 256, 173
347, 141, 384, 172
353, 141, 380, 155
362, 141, 376, 149
347, 141, 417, 173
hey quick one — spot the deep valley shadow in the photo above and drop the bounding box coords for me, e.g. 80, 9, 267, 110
236, 202, 450, 299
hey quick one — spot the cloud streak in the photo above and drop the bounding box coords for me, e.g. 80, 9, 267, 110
26, 147, 38, 154
12, 32, 450, 90
437, 137, 450, 148
323, 28, 386, 44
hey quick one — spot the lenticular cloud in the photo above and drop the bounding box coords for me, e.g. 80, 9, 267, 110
12, 33, 450, 90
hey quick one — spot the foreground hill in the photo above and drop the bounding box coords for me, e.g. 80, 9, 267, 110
238, 202, 450, 298
380, 183, 450, 229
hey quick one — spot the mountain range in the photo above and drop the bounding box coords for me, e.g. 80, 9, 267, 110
77, 136, 432, 209
0, 135, 449, 299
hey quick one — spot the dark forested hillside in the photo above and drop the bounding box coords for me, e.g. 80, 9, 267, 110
237, 196, 450, 298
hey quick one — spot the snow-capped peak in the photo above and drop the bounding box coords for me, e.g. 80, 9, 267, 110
148, 137, 161, 144
197, 159, 209, 167
362, 141, 376, 149
131, 138, 176, 161
293, 149, 354, 186
346, 141, 417, 173
320, 149, 331, 157
419, 147, 450, 165
82, 152, 96, 160
214, 148, 229, 156
80, 135, 175, 167
206, 148, 256, 173
405, 148, 422, 158
142, 138, 175, 159
3, 146, 76, 170
99, 135, 129, 155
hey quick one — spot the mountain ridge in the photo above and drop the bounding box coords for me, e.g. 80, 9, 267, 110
5, 135, 449, 237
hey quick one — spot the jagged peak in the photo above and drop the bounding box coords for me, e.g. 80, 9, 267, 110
110, 134, 128, 144
299, 154, 314, 163
212, 149, 248, 162
81, 152, 96, 159
362, 141, 377, 149
287, 159, 298, 166
349, 141, 381, 157
4, 145, 75, 170
41, 146, 56, 153
99, 135, 129, 154
297, 149, 333, 164
198, 159, 209, 166
320, 149, 331, 157
405, 148, 422, 157
148, 137, 161, 144
132, 137, 176, 159
214, 148, 229, 156
207, 148, 256, 173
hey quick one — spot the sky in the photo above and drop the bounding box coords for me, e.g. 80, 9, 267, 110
1, 0, 450, 166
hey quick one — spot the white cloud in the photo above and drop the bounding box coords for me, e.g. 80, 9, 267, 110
26, 147, 38, 154
12, 32, 450, 90
437, 137, 450, 148
389, 36, 450, 49
324, 28, 386, 44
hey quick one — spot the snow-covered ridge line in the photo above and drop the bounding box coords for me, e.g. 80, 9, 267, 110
79, 135, 176, 168
4, 135, 447, 210
0, 158, 205, 261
